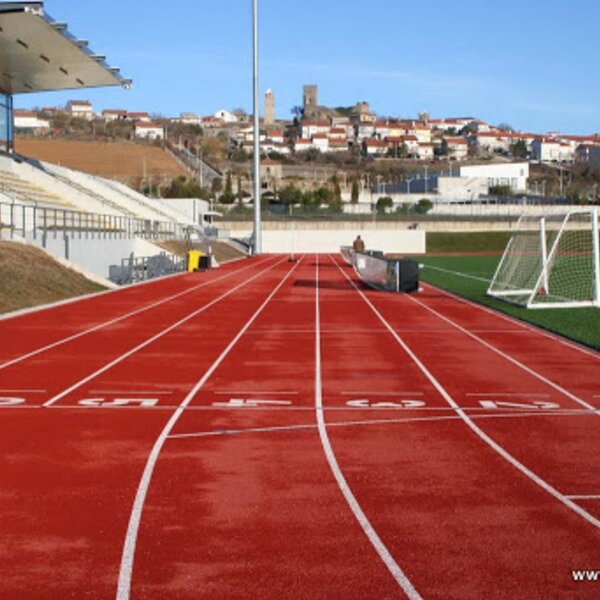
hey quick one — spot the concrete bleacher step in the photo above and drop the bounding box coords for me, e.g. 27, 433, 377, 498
49, 172, 138, 218
0, 170, 78, 210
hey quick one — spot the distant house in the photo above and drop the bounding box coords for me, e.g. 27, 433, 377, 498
135, 122, 165, 140
213, 109, 238, 124
266, 129, 284, 144
202, 116, 225, 128
301, 121, 330, 138
67, 100, 94, 120
128, 111, 151, 123
311, 133, 329, 152
294, 138, 312, 153
363, 138, 388, 156
531, 138, 573, 162
576, 144, 600, 165
102, 109, 128, 122
13, 110, 50, 131
442, 137, 469, 160
328, 138, 349, 153
417, 143, 435, 160
180, 113, 203, 125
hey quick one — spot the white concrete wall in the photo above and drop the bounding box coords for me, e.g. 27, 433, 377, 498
437, 177, 488, 200
26, 235, 172, 280
230, 225, 425, 254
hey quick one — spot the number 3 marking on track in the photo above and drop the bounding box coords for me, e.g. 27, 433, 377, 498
347, 399, 426, 409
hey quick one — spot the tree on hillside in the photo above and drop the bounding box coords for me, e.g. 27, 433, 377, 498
510, 139, 528, 159
331, 174, 342, 204
351, 177, 360, 204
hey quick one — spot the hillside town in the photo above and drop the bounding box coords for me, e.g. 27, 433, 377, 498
14, 84, 600, 210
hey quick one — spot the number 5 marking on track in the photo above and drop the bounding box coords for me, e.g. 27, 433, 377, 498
0, 397, 26, 407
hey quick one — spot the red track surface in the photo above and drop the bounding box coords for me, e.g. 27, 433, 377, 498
1, 254, 599, 599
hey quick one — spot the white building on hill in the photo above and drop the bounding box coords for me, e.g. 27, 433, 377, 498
67, 100, 94, 120
213, 109, 238, 123
135, 122, 165, 140
460, 162, 529, 191
14, 110, 50, 131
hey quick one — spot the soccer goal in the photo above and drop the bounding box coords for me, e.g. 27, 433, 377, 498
487, 209, 600, 309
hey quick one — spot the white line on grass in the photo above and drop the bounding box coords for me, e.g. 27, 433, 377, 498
421, 263, 492, 283
332, 254, 600, 533
315, 256, 422, 599
115, 256, 303, 600
0, 256, 274, 373
44, 258, 288, 408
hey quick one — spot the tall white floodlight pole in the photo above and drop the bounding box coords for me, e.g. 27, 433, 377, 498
252, 0, 262, 254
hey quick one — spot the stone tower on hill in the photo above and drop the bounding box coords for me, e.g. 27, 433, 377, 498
303, 84, 318, 117
264, 88, 275, 125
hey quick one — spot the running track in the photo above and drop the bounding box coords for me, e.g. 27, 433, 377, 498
0, 254, 599, 599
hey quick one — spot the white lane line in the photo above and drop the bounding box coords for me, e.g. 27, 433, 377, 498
212, 391, 299, 396
315, 257, 422, 599
44, 258, 288, 409
0, 389, 46, 393
567, 495, 600, 500
341, 391, 425, 396
332, 255, 600, 533
405, 293, 597, 413
116, 257, 303, 600
465, 393, 550, 398
0, 256, 274, 373
422, 283, 600, 361
89, 391, 174, 395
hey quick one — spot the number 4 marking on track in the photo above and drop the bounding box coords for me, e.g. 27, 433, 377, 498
347, 399, 426, 409
479, 400, 561, 410
212, 398, 293, 408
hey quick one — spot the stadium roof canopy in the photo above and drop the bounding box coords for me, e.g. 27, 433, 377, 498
0, 2, 131, 95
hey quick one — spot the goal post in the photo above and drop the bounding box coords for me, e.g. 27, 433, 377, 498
488, 209, 600, 309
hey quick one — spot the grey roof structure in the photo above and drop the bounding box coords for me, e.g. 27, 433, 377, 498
0, 2, 131, 94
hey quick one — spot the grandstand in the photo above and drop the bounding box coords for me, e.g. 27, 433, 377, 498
0, 2, 202, 284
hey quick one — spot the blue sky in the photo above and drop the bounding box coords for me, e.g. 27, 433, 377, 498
15, 0, 600, 134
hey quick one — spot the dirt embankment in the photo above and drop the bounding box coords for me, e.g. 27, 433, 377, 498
0, 241, 106, 315
14, 139, 187, 187
158, 240, 247, 264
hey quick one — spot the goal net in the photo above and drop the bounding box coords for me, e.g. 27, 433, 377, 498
488, 209, 600, 309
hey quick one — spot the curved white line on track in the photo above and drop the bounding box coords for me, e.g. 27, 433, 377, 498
115, 257, 303, 600
332, 255, 600, 533
315, 257, 422, 600
44, 257, 287, 408
0, 256, 273, 372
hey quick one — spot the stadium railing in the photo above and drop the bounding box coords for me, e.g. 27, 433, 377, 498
0, 200, 195, 244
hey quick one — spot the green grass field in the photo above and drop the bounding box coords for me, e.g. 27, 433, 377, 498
419, 255, 600, 351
